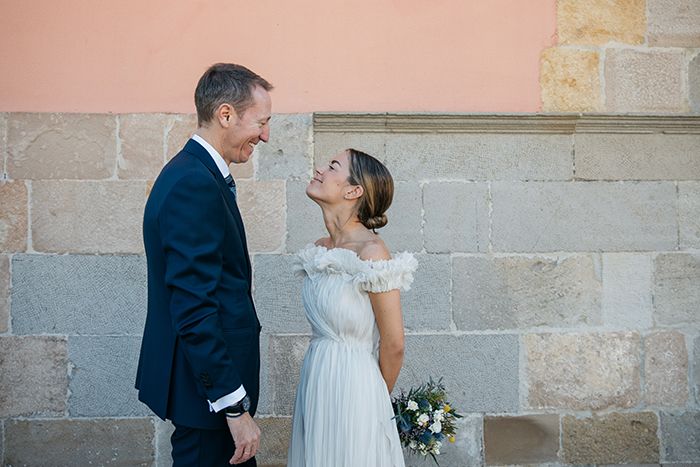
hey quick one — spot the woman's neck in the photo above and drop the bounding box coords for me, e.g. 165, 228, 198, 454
321, 206, 365, 247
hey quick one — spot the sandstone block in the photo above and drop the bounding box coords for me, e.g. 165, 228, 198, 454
269, 335, 311, 415
602, 253, 653, 329
1, 112, 7, 174
257, 114, 312, 180
484, 414, 559, 464
237, 180, 285, 252
381, 181, 423, 252
154, 418, 174, 467
258, 334, 272, 415
648, 0, 700, 47
0, 254, 9, 333
118, 113, 167, 180
424, 182, 489, 253
492, 181, 677, 252
0, 336, 67, 416
680, 182, 700, 248
692, 54, 700, 113
0, 180, 28, 252
660, 412, 700, 462
11, 254, 146, 335
406, 414, 483, 467
5, 418, 154, 466
644, 331, 689, 406
253, 254, 309, 334
525, 332, 641, 410
401, 254, 451, 331
165, 113, 197, 157
7, 113, 116, 179
562, 412, 659, 464
605, 49, 686, 113
257, 417, 293, 466
313, 132, 386, 168
541, 47, 602, 112
695, 335, 700, 405
557, 0, 645, 45
453, 254, 601, 330
285, 180, 326, 252
653, 253, 700, 326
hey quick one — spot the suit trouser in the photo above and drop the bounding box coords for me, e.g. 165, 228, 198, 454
171, 423, 257, 467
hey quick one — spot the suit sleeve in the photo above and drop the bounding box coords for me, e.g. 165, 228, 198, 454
159, 171, 241, 402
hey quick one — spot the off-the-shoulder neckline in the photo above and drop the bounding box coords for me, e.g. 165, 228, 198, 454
301, 243, 410, 265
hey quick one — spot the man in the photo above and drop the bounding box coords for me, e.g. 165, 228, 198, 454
136, 63, 273, 466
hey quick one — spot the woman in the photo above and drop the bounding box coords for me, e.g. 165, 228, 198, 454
287, 148, 417, 466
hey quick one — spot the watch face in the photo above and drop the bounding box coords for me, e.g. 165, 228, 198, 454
242, 396, 251, 411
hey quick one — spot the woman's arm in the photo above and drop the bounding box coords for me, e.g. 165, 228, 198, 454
369, 289, 405, 393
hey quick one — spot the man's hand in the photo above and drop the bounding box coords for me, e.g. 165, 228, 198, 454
227, 412, 261, 465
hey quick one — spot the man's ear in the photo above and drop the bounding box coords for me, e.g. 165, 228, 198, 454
345, 184, 364, 200
216, 103, 235, 127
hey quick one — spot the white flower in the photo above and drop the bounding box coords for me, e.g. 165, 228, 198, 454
429, 420, 442, 434
407, 400, 419, 411
433, 409, 445, 422
417, 413, 430, 426
408, 440, 417, 449
432, 441, 442, 455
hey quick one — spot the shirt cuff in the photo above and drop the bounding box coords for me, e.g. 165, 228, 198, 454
208, 385, 246, 413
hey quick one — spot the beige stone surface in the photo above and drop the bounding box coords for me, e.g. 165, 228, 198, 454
237, 180, 285, 252
525, 332, 641, 410
653, 253, 700, 326
644, 331, 689, 406
314, 132, 386, 168
31, 180, 146, 254
1, 112, 7, 174
648, 0, 700, 47
691, 53, 700, 113
165, 113, 197, 157
605, 49, 686, 113
484, 415, 559, 464
541, 47, 602, 112
118, 114, 167, 180
680, 182, 700, 248
257, 417, 292, 466
557, 0, 645, 45
0, 254, 8, 333
0, 336, 67, 416
7, 113, 117, 179
0, 180, 28, 252
154, 417, 174, 467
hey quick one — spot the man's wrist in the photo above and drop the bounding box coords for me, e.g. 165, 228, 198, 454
224, 395, 250, 418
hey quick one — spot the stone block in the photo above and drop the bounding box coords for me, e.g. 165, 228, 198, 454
653, 253, 700, 326
397, 334, 519, 413
453, 254, 601, 331
257, 114, 312, 180
237, 180, 285, 253
381, 181, 423, 253
258, 333, 273, 415
541, 47, 602, 112
11, 254, 146, 335
285, 180, 326, 252
525, 332, 641, 410
32, 180, 146, 254
648, 0, 700, 47
154, 418, 174, 467
660, 412, 700, 462
313, 132, 386, 168
602, 253, 653, 329
405, 414, 483, 467
165, 113, 197, 157
253, 254, 309, 334
680, 182, 700, 248
4, 418, 154, 466
0, 254, 9, 333
483, 414, 559, 464
0, 336, 67, 416
269, 334, 311, 415
1, 112, 6, 175
0, 180, 28, 252
424, 182, 489, 253
557, 0, 645, 45
7, 113, 117, 179
257, 417, 293, 466
575, 133, 700, 181
605, 49, 686, 113
695, 336, 700, 405
691, 54, 700, 114
644, 331, 689, 406
401, 254, 451, 331
118, 113, 167, 180
68, 335, 149, 416
491, 182, 677, 252
562, 412, 659, 464
384, 133, 573, 181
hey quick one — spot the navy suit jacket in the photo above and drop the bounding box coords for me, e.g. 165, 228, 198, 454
136, 139, 261, 430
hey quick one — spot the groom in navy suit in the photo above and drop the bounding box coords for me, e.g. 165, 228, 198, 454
136, 63, 272, 466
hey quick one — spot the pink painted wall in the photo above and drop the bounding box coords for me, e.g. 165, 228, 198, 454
0, 1, 556, 113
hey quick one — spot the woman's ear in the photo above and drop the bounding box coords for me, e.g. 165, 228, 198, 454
344, 184, 364, 200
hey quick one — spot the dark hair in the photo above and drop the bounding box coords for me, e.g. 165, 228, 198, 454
346, 148, 394, 230
194, 63, 273, 126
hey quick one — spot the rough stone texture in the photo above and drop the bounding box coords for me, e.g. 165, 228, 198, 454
525, 332, 641, 410
695, 335, 700, 405
491, 182, 677, 252
258, 334, 273, 415
165, 113, 197, 157
562, 412, 659, 464
313, 132, 386, 168
384, 133, 573, 181
269, 335, 311, 415
118, 113, 166, 180
605, 49, 686, 113
11, 254, 146, 335
0, 180, 28, 252
257, 417, 293, 466
557, 0, 645, 45
253, 254, 309, 334
381, 181, 423, 253
644, 331, 689, 406
576, 133, 700, 181
257, 114, 312, 180
7, 113, 117, 179
423, 182, 489, 253
237, 180, 285, 252
397, 334, 519, 413
691, 54, 700, 114
0, 254, 9, 333
285, 180, 326, 252
660, 412, 700, 462
5, 418, 154, 466
653, 253, 700, 326
1, 112, 7, 175
405, 414, 483, 467
69, 335, 149, 416
401, 254, 451, 331
483, 414, 559, 464
648, 0, 700, 47
0, 336, 67, 416
602, 253, 653, 329
154, 418, 174, 467
31, 180, 146, 254
540, 47, 602, 112
680, 182, 700, 249
453, 254, 601, 331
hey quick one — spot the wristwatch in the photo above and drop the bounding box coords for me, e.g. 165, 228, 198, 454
224, 395, 251, 418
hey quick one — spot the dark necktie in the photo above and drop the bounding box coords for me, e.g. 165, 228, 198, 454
224, 174, 237, 201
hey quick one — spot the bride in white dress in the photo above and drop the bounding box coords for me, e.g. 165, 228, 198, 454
287, 148, 417, 467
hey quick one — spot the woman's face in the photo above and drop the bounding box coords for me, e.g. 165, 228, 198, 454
306, 150, 355, 203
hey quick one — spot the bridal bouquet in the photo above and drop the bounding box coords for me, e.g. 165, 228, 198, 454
392, 378, 461, 465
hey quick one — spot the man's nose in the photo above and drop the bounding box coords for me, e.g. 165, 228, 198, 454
259, 124, 270, 143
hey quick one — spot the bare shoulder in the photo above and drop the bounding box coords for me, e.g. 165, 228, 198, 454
359, 237, 391, 261
314, 237, 332, 248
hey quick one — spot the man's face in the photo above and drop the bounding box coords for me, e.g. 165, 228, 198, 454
223, 85, 272, 164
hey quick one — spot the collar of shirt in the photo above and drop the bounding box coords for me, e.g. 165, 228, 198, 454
191, 134, 231, 179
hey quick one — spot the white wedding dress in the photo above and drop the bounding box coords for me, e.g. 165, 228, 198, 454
287, 244, 418, 467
